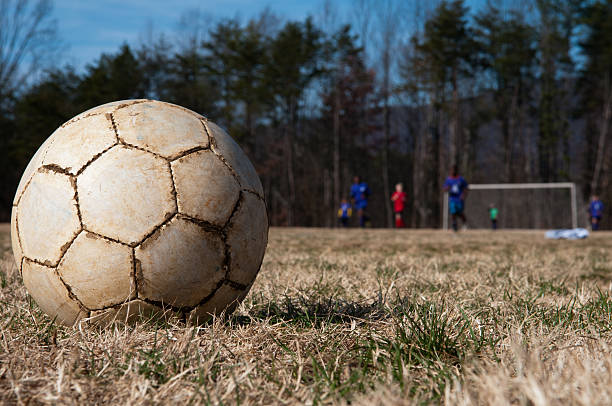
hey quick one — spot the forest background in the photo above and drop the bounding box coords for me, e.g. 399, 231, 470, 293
1, 0, 611, 229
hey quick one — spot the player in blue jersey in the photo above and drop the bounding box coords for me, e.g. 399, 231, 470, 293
589, 195, 604, 231
351, 176, 370, 227
337, 198, 352, 227
443, 165, 469, 232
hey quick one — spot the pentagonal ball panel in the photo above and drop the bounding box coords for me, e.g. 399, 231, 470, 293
226, 193, 268, 286
78, 100, 127, 117
89, 299, 162, 326
17, 170, 81, 266
171, 150, 240, 227
58, 232, 134, 309
136, 217, 225, 307
22, 259, 84, 326
206, 121, 263, 196
114, 101, 209, 159
42, 114, 117, 175
77, 145, 176, 245
10, 206, 22, 271
190, 282, 251, 323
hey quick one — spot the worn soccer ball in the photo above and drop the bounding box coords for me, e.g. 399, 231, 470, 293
10, 100, 268, 326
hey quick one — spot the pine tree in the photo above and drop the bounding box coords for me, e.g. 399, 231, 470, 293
474, 4, 537, 181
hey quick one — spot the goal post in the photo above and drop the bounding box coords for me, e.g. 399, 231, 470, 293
442, 182, 578, 230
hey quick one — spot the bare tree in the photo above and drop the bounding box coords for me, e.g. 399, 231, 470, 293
174, 8, 212, 53
373, 0, 403, 228
0, 0, 58, 105
352, 0, 373, 57
590, 72, 612, 195
317, 0, 342, 227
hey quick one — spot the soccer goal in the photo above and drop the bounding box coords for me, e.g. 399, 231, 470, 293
442, 183, 578, 230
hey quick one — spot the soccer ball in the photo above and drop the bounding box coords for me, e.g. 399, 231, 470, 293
10, 100, 268, 326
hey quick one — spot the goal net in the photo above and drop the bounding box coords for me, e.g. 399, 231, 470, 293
442, 183, 578, 230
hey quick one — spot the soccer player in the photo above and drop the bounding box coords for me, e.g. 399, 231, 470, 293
350, 176, 370, 228
589, 195, 604, 231
489, 203, 498, 230
391, 183, 406, 228
443, 165, 468, 232
337, 198, 352, 227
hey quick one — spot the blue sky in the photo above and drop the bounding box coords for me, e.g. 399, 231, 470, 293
54, 0, 486, 71
55, 0, 351, 69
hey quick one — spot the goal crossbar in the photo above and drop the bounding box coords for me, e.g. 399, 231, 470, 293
442, 182, 578, 230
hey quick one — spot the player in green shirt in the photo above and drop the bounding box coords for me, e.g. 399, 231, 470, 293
489, 204, 498, 230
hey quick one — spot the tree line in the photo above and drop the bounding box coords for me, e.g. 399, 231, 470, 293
1, 0, 611, 228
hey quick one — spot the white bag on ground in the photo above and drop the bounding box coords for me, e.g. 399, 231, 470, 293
545, 228, 589, 240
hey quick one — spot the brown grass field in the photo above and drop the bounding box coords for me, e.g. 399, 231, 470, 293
1, 224, 612, 404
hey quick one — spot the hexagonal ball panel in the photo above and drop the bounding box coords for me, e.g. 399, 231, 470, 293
22, 259, 84, 326
58, 232, 134, 310
13, 133, 56, 205
17, 170, 81, 266
42, 114, 117, 175
10, 206, 22, 271
135, 217, 225, 307
113, 100, 209, 159
171, 150, 240, 227
190, 282, 252, 323
206, 121, 263, 196
77, 145, 176, 245
89, 299, 162, 326
226, 193, 268, 286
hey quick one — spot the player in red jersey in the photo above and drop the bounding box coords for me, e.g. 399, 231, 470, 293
391, 183, 406, 228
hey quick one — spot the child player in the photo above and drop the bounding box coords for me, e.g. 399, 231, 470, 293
489, 203, 498, 230
337, 198, 352, 227
391, 183, 406, 228
589, 195, 604, 231
443, 165, 469, 232
351, 176, 371, 227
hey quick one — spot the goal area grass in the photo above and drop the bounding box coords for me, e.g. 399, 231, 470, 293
1, 224, 612, 404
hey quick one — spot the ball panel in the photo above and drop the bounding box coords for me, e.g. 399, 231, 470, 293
42, 114, 117, 175
18, 171, 81, 265
89, 299, 162, 326
161, 101, 207, 120
136, 217, 225, 307
77, 146, 176, 245
12, 134, 56, 205
235, 282, 252, 304
189, 282, 252, 323
22, 259, 84, 326
226, 193, 268, 285
10, 206, 22, 271
171, 150, 240, 227
78, 100, 129, 117
58, 232, 134, 309
113, 101, 209, 159
206, 122, 264, 196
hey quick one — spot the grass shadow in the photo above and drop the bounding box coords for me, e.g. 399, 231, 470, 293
232, 294, 389, 327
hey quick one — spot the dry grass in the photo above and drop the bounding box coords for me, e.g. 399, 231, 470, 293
1, 224, 612, 404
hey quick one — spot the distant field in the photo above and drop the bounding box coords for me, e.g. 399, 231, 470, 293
1, 225, 612, 404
